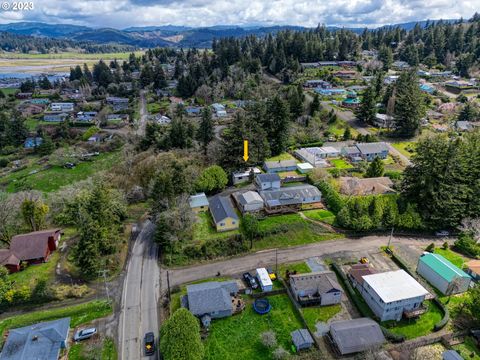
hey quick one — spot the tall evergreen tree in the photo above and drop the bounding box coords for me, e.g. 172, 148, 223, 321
357, 85, 377, 125
196, 107, 214, 154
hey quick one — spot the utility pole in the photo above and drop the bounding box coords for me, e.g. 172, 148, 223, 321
387, 227, 394, 249
166, 270, 171, 302
275, 248, 278, 276
98, 269, 110, 302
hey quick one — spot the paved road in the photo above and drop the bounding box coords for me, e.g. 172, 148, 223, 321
119, 221, 160, 360
163, 235, 443, 287
136, 90, 148, 137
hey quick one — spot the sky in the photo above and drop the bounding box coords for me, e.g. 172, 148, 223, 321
0, 0, 479, 29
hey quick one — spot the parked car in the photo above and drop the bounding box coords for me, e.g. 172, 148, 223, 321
435, 230, 450, 237
266, 268, 277, 281
64, 162, 76, 169
73, 327, 97, 342
144, 332, 155, 356
243, 272, 258, 289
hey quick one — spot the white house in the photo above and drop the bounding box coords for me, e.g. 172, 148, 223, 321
255, 173, 281, 191
234, 191, 264, 213
256, 268, 273, 292
51, 103, 74, 112
212, 103, 227, 117
232, 167, 261, 185
359, 270, 429, 321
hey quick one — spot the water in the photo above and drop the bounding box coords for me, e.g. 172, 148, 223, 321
0, 72, 68, 88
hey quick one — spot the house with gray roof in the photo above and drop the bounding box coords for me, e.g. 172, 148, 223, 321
232, 167, 261, 185
291, 329, 314, 351
290, 271, 343, 306
329, 318, 385, 355
443, 350, 463, 360
0, 317, 70, 360
233, 191, 264, 213
263, 160, 297, 173
260, 185, 321, 213
184, 281, 238, 327
255, 173, 281, 191
342, 142, 389, 162
208, 196, 239, 232
189, 193, 209, 213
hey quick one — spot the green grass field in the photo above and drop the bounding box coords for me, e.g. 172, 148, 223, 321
277, 261, 311, 279
434, 248, 467, 268
204, 295, 305, 360
453, 336, 480, 359
69, 337, 117, 360
302, 209, 335, 224
302, 304, 342, 331
193, 212, 239, 242
382, 300, 443, 339
8, 252, 59, 287
330, 158, 353, 169
2, 151, 121, 193
391, 142, 416, 158
0, 300, 113, 346
265, 153, 296, 162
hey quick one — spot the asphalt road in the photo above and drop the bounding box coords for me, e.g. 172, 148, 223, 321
119, 221, 160, 360
164, 235, 442, 287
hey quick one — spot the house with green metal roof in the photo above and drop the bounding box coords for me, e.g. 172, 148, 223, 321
417, 253, 471, 295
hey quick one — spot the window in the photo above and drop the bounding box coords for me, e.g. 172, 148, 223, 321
232, 221, 236, 225
220, 223, 225, 226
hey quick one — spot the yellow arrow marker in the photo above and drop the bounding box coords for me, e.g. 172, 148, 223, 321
243, 140, 249, 162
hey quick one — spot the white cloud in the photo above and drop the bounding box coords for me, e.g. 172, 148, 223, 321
0, 0, 478, 28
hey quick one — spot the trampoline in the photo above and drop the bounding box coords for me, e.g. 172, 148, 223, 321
253, 298, 271, 314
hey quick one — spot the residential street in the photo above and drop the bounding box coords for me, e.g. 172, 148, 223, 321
163, 235, 444, 287
118, 221, 160, 360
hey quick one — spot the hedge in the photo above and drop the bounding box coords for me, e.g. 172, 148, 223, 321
433, 298, 449, 331
313, 181, 344, 214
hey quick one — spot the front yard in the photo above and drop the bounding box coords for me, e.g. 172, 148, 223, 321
204, 294, 305, 360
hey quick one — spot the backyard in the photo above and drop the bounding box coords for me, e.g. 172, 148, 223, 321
434, 248, 467, 269
265, 153, 297, 162
453, 336, 480, 359
301, 209, 336, 225
391, 141, 416, 158
330, 158, 353, 170
203, 294, 305, 360
302, 305, 342, 331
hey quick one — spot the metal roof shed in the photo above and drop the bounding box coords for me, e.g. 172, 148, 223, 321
329, 318, 385, 355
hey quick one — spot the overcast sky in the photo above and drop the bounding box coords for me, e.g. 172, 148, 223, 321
0, 0, 479, 29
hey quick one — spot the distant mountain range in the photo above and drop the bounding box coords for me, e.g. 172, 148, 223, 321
0, 20, 460, 48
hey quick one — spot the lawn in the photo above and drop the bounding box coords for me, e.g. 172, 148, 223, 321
8, 252, 59, 287
277, 261, 311, 279
204, 294, 305, 360
25, 118, 60, 131
453, 336, 480, 360
193, 212, 239, 242
0, 300, 113, 345
302, 305, 342, 331
330, 158, 353, 169
434, 248, 467, 268
382, 300, 443, 339
2, 151, 121, 193
265, 153, 296, 162
391, 142, 416, 158
302, 209, 335, 224
69, 336, 117, 360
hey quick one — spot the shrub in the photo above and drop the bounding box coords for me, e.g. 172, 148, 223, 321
260, 331, 277, 348
273, 347, 290, 359
81, 126, 101, 141
442, 241, 449, 250
0, 158, 9, 168
433, 298, 449, 331
426, 243, 435, 252
313, 181, 344, 214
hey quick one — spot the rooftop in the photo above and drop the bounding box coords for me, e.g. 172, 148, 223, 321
264, 160, 297, 169
362, 270, 429, 303
419, 253, 470, 282
189, 193, 209, 208
330, 318, 385, 355
209, 196, 238, 223
186, 281, 238, 316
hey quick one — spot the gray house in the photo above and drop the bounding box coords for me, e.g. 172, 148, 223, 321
232, 167, 261, 185
0, 317, 70, 360
106, 97, 129, 111
443, 350, 463, 360
263, 160, 297, 173
290, 271, 343, 306
255, 173, 281, 191
234, 191, 264, 213
184, 281, 238, 327
342, 142, 389, 162
291, 329, 314, 351
329, 318, 385, 355
260, 185, 322, 212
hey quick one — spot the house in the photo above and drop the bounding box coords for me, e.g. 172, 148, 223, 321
432, 123, 449, 132
0, 229, 61, 273
15, 92, 33, 99
169, 96, 184, 105
341, 91, 361, 109
291, 329, 314, 351
339, 177, 395, 196
184, 281, 238, 327
417, 253, 471, 295
189, 193, 209, 213
154, 115, 171, 125
456, 121, 475, 132
30, 99, 50, 105
106, 114, 129, 122
256, 268, 273, 292
426, 109, 444, 120
337, 61, 357, 67
296, 163, 314, 174
260, 185, 322, 212
50, 103, 74, 112
318, 61, 338, 67
342, 142, 389, 162
87, 134, 103, 143
333, 70, 356, 79
209, 196, 239, 232
212, 103, 227, 117
420, 84, 435, 94
255, 173, 281, 191
374, 113, 393, 128
444, 81, 475, 94
294, 147, 341, 167
443, 350, 464, 360
329, 318, 385, 355
24, 137, 43, 149
290, 271, 343, 306
232, 167, 261, 185
106, 97, 129, 111
75, 111, 97, 122
348, 263, 377, 289
43, 112, 69, 122
301, 62, 321, 69
303, 80, 332, 88
263, 160, 297, 173
466, 260, 480, 281
384, 75, 399, 84
0, 317, 70, 360
185, 106, 202, 116
314, 88, 346, 96
392, 60, 410, 70
233, 191, 264, 213
359, 270, 429, 321
18, 103, 44, 117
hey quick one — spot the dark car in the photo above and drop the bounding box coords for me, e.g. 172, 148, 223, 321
243, 272, 258, 289
144, 332, 155, 356
64, 162, 76, 169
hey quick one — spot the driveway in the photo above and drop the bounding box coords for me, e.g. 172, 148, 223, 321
118, 221, 161, 360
